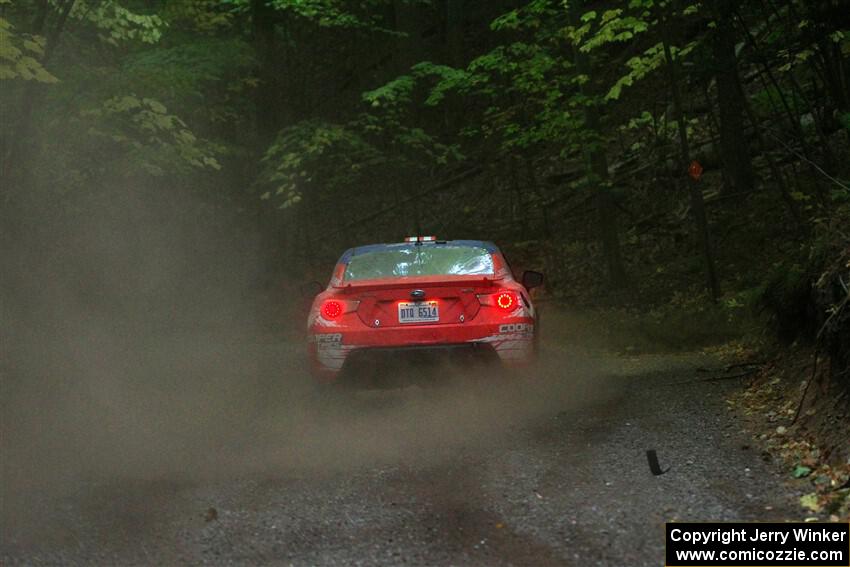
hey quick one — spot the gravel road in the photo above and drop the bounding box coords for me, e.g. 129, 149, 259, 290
1, 337, 802, 566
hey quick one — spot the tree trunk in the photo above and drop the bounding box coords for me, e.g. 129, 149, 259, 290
1, 0, 76, 189
662, 16, 721, 301
735, 5, 827, 197
252, 0, 281, 144
446, 0, 464, 67
393, 0, 427, 74
569, 1, 627, 288
710, 0, 755, 194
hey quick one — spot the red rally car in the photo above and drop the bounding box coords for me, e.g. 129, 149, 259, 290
306, 237, 544, 384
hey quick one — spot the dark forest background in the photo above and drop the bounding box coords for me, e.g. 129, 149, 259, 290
1, 0, 848, 383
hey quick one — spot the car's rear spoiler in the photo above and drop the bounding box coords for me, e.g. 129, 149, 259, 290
333, 276, 501, 292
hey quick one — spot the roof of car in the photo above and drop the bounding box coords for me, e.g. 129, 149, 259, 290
339, 240, 499, 264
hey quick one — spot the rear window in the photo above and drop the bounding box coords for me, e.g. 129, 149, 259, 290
344, 245, 494, 281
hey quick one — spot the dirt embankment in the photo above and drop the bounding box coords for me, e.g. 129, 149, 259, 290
730, 345, 850, 521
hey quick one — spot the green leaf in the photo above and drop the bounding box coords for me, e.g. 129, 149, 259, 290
793, 466, 812, 478
800, 493, 821, 512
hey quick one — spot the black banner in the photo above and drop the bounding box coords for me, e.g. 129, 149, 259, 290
666, 522, 849, 566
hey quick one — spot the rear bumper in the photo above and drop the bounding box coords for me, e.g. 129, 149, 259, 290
347, 341, 500, 366
338, 343, 501, 387
308, 323, 535, 383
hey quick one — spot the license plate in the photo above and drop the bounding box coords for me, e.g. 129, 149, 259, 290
398, 301, 439, 324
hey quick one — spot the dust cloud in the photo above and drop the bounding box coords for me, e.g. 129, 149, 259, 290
1, 187, 616, 540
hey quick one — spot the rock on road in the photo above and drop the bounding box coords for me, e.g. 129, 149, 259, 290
1, 338, 801, 566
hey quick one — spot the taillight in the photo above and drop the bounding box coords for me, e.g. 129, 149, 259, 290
322, 300, 343, 320
495, 292, 517, 310
476, 290, 522, 311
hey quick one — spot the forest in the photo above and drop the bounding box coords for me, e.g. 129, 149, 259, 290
4, 0, 849, 407
3, 0, 848, 307
1, 0, 850, 561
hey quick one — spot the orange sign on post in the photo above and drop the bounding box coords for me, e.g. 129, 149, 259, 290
688, 160, 704, 181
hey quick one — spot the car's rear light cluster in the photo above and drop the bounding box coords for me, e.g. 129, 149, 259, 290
320, 299, 358, 320
495, 292, 516, 310
322, 300, 343, 319
478, 290, 520, 311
